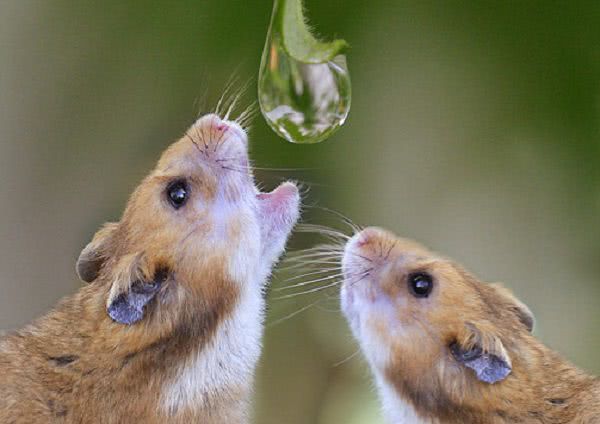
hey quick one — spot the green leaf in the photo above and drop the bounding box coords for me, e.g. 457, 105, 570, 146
275, 0, 349, 64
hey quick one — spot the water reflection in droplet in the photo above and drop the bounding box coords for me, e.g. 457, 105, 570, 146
258, 12, 351, 144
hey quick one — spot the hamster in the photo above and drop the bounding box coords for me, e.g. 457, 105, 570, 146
0, 112, 300, 423
340, 227, 600, 424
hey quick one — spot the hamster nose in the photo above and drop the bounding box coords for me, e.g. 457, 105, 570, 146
192, 114, 248, 149
211, 114, 248, 147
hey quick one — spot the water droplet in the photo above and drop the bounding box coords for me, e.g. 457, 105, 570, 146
258, 4, 351, 144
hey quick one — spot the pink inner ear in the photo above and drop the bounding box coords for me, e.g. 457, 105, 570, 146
257, 182, 298, 215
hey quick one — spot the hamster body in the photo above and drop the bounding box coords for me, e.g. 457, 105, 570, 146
340, 227, 600, 424
0, 113, 300, 423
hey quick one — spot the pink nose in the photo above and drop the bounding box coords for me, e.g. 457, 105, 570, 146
209, 114, 247, 146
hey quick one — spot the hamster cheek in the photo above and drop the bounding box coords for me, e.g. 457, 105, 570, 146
349, 288, 407, 369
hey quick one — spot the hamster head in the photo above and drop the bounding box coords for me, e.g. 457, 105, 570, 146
341, 227, 536, 417
76, 113, 300, 325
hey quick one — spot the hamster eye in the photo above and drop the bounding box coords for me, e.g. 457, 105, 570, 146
166, 179, 189, 209
408, 272, 434, 298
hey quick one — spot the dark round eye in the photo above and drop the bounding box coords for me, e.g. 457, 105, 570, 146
166, 180, 189, 209
407, 272, 434, 298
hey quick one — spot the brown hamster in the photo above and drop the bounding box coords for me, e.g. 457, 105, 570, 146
340, 227, 600, 424
0, 112, 300, 423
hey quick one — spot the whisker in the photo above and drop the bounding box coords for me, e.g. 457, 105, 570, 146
282, 258, 341, 268
192, 123, 208, 153
275, 272, 345, 291
212, 119, 230, 153
347, 251, 373, 263
296, 224, 351, 240
267, 298, 323, 328
194, 84, 210, 118
348, 268, 374, 288
215, 156, 244, 163
214, 164, 317, 172
215, 75, 240, 116
220, 166, 247, 174
289, 244, 345, 254
278, 267, 341, 282
201, 119, 211, 150
283, 254, 341, 266
332, 349, 361, 368
284, 251, 343, 261
278, 260, 341, 271
275, 268, 371, 300
286, 250, 344, 259
185, 131, 204, 156
236, 101, 257, 128
384, 240, 397, 260
273, 279, 343, 300
306, 205, 363, 235
224, 80, 251, 121
284, 247, 344, 257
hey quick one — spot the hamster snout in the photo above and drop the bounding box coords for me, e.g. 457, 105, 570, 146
341, 227, 430, 316
186, 113, 250, 171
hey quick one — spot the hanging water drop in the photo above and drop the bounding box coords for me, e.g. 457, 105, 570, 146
258, 0, 351, 144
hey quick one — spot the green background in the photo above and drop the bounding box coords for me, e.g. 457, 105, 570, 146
1, 1, 598, 422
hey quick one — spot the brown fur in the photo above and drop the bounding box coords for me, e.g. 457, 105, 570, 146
343, 227, 600, 424
0, 274, 238, 423
0, 114, 295, 423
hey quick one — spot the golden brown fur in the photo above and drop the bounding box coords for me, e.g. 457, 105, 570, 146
341, 227, 600, 424
0, 113, 300, 423
0, 277, 237, 423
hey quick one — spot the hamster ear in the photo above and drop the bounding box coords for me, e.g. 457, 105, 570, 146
106, 254, 168, 325
76, 223, 119, 283
489, 283, 535, 332
451, 323, 512, 384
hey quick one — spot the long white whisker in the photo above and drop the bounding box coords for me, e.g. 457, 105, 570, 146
284, 252, 343, 262
290, 243, 345, 253
275, 272, 346, 291
274, 280, 343, 300
267, 298, 323, 328
279, 267, 341, 283
215, 75, 239, 116
306, 205, 363, 235
286, 246, 345, 257
278, 261, 341, 272
284, 254, 342, 263
288, 244, 344, 256
332, 349, 361, 368
296, 224, 351, 240
236, 101, 257, 127
224, 81, 250, 121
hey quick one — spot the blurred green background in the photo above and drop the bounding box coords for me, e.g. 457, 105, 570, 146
1, 1, 599, 422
